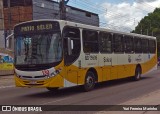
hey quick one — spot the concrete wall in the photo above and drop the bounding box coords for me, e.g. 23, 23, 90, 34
0, 0, 3, 30
32, 0, 60, 20
0, 30, 4, 48
0, 0, 4, 48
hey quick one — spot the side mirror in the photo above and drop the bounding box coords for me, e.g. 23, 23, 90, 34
67, 37, 73, 55
6, 33, 14, 49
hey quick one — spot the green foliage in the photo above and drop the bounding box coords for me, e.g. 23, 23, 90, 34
132, 8, 160, 56
132, 8, 160, 40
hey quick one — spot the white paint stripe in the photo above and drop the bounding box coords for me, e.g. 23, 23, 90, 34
0, 85, 15, 89
41, 97, 71, 105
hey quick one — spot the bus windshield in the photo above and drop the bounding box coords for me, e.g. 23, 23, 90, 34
15, 32, 62, 65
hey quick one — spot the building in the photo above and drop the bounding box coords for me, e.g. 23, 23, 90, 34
0, 0, 4, 48
33, 0, 99, 26
0, 0, 4, 29
2, 0, 99, 50
3, 0, 99, 30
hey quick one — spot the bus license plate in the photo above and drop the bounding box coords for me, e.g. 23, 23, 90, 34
30, 81, 36, 84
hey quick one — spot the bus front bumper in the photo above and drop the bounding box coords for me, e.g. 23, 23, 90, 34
14, 74, 64, 88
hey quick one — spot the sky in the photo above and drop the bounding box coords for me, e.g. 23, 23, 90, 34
55, 0, 160, 32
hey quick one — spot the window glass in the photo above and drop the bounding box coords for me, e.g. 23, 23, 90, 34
99, 32, 112, 53
141, 39, 149, 53
63, 27, 81, 65
113, 34, 124, 53
124, 36, 134, 53
149, 40, 156, 53
15, 32, 62, 65
134, 37, 142, 53
83, 30, 98, 53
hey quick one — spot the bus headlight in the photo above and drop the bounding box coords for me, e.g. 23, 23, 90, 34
47, 68, 62, 78
15, 73, 21, 78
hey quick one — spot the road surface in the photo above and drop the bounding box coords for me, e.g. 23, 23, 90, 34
0, 68, 160, 114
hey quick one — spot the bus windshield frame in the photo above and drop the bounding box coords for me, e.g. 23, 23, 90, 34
14, 21, 62, 70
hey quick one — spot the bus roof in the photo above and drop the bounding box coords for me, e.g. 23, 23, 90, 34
14, 19, 156, 40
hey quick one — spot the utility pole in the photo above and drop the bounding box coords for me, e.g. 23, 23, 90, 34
59, 0, 66, 20
8, 0, 11, 34
7, 0, 12, 48
59, 0, 69, 20
141, 24, 142, 34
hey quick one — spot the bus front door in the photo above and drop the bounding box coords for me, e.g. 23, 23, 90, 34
64, 65, 78, 87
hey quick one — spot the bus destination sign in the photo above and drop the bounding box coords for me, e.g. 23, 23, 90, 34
14, 21, 60, 34
21, 23, 53, 32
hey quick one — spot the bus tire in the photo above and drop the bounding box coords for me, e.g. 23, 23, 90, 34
83, 71, 95, 92
133, 66, 141, 81
46, 87, 59, 92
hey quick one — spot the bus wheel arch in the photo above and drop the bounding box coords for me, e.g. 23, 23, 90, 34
134, 64, 142, 81
88, 68, 98, 82
83, 68, 98, 91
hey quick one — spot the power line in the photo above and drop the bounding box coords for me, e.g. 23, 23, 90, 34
4, 0, 156, 33
71, 0, 156, 22
69, 1, 135, 23
69, 0, 159, 33
2, 9, 130, 33
3, 0, 133, 32
35, 5, 131, 31
69, 0, 136, 31
71, 0, 132, 19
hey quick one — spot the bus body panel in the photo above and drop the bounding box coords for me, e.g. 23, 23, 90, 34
13, 20, 157, 89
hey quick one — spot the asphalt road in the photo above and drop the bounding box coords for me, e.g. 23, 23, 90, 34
0, 68, 160, 113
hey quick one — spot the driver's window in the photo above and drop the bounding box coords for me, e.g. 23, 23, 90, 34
63, 26, 81, 66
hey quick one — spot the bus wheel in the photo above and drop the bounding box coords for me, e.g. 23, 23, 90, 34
83, 71, 95, 91
46, 87, 59, 92
134, 67, 141, 81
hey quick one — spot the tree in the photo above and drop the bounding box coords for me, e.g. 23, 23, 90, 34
132, 8, 160, 57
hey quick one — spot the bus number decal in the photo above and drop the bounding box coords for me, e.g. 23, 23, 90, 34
135, 55, 142, 62
128, 55, 131, 63
85, 55, 97, 60
103, 57, 112, 63
42, 70, 49, 76
85, 56, 89, 60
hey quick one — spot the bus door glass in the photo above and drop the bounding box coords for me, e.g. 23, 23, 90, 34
63, 26, 81, 87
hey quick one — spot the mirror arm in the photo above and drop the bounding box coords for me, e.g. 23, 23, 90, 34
67, 37, 72, 55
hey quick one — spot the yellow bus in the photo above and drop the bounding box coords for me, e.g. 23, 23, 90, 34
14, 20, 157, 92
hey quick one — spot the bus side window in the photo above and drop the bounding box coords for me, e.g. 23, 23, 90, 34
113, 34, 124, 53
134, 37, 142, 53
149, 40, 156, 54
124, 36, 134, 53
99, 32, 112, 53
63, 26, 81, 66
83, 29, 99, 53
142, 39, 149, 53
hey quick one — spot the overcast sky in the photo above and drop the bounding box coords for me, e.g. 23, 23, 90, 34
58, 0, 160, 32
